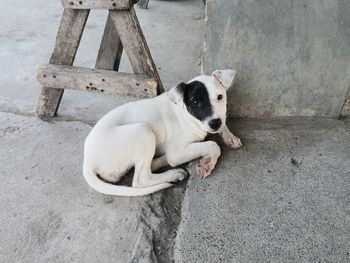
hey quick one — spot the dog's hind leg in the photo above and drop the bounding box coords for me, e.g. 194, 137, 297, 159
97, 170, 126, 184
133, 166, 187, 188
131, 124, 187, 188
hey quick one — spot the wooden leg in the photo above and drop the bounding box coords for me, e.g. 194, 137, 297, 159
36, 9, 89, 117
340, 90, 350, 118
137, 0, 150, 9
95, 14, 123, 71
109, 7, 164, 94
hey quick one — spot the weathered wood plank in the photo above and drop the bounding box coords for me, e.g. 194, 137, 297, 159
340, 89, 350, 118
137, 0, 149, 9
110, 7, 164, 94
95, 14, 123, 71
37, 64, 157, 98
62, 0, 132, 10
37, 9, 90, 117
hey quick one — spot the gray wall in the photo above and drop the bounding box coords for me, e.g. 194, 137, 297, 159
203, 0, 350, 117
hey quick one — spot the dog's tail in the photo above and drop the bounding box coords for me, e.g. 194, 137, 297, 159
83, 166, 173, 197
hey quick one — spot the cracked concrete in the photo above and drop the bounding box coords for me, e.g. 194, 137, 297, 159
0, 111, 186, 262
175, 118, 350, 262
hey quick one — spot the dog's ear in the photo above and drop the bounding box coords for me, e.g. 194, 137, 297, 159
167, 82, 186, 104
212, 69, 236, 89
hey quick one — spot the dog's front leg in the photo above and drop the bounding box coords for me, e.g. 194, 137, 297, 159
167, 141, 221, 178
219, 124, 243, 149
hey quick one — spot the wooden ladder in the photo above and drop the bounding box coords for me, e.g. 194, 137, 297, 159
36, 0, 163, 118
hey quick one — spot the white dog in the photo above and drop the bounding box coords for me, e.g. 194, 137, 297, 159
83, 69, 242, 196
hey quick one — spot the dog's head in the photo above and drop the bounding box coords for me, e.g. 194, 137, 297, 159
167, 69, 235, 133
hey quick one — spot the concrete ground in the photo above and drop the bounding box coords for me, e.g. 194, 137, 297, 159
176, 118, 350, 262
1, 0, 350, 262
1, 112, 136, 262
0, 111, 187, 262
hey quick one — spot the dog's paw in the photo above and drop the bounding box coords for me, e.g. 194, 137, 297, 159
196, 157, 215, 178
223, 134, 243, 149
171, 168, 188, 182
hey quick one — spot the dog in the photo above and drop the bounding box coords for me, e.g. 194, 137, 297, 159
83, 69, 242, 196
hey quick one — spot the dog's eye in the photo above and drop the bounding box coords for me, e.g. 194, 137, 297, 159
191, 97, 199, 105
217, 95, 223, 101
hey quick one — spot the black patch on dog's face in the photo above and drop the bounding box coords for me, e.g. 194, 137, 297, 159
177, 81, 213, 121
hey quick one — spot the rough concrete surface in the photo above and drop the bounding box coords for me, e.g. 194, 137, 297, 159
0, 112, 186, 262
203, 0, 350, 118
175, 118, 350, 262
0, 0, 203, 122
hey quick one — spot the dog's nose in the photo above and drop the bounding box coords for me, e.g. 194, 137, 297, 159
208, 118, 222, 130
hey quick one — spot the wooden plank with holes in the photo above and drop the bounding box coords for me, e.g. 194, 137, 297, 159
36, 9, 90, 117
62, 0, 132, 10
109, 7, 164, 94
95, 14, 123, 71
37, 64, 158, 98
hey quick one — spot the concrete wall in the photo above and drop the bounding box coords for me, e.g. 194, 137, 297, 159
203, 0, 350, 117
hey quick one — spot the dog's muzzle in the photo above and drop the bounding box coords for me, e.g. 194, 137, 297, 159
208, 118, 222, 131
